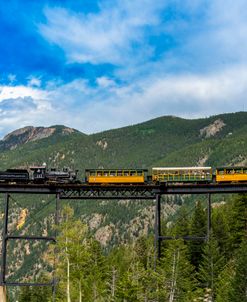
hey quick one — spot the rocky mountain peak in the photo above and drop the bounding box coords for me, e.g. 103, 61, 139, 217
0, 125, 76, 151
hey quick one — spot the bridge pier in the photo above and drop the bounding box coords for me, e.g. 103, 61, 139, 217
154, 194, 161, 268
207, 193, 212, 241
0, 192, 58, 296
1, 193, 9, 288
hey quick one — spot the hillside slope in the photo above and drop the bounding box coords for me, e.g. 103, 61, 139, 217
0, 111, 246, 286
0, 112, 246, 173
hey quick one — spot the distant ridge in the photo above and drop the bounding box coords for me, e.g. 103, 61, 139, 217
0, 125, 80, 151
0, 112, 246, 171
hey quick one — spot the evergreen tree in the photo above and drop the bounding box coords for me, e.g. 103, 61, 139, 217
198, 234, 225, 299
216, 260, 235, 302
188, 201, 207, 269
173, 205, 191, 237
19, 286, 32, 302
212, 208, 229, 255
226, 194, 247, 255
161, 240, 197, 301
229, 240, 247, 302
116, 261, 144, 301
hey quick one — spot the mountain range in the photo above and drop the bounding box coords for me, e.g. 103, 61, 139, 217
0, 111, 246, 174
0, 111, 246, 285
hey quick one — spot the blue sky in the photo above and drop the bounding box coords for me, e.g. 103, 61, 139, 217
0, 0, 247, 137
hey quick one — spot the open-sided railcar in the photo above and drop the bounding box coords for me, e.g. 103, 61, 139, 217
152, 167, 213, 183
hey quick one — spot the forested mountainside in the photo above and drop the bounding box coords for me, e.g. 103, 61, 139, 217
0, 111, 246, 172
0, 111, 246, 301
17, 196, 247, 301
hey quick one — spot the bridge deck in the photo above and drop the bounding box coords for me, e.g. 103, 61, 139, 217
0, 182, 246, 198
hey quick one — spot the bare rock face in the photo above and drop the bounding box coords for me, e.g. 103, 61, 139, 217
95, 225, 113, 246
0, 125, 76, 151
200, 119, 226, 138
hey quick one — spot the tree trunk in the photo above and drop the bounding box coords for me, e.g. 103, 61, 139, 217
0, 286, 7, 302
111, 266, 117, 297
79, 280, 82, 302
169, 249, 180, 302
65, 221, 71, 302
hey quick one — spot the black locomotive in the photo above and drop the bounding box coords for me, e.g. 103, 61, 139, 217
0, 165, 78, 184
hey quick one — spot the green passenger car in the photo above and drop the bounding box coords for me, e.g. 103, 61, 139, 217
152, 167, 212, 183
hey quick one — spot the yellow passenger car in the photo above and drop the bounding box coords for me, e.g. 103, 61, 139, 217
85, 169, 147, 184
216, 167, 247, 182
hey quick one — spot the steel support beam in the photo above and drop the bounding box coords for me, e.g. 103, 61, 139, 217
159, 236, 206, 241
154, 194, 162, 270
1, 193, 9, 286
0, 193, 57, 292
207, 193, 212, 241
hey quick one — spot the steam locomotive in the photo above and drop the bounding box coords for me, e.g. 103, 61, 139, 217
0, 165, 78, 184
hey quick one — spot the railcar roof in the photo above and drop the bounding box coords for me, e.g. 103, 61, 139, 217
216, 166, 247, 169
152, 167, 212, 171
85, 168, 148, 171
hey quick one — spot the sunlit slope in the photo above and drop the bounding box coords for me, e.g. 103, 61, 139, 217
0, 112, 246, 174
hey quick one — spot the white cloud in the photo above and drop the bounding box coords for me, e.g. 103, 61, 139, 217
39, 0, 165, 65
2, 0, 247, 137
0, 65, 247, 138
96, 77, 116, 88
28, 77, 41, 87
0, 85, 47, 102
74, 65, 247, 132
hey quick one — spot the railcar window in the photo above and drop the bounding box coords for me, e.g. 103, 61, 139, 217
110, 171, 116, 176
130, 171, 136, 176
124, 171, 129, 176
90, 171, 96, 176
117, 171, 122, 176
97, 171, 103, 176
104, 171, 108, 176
137, 171, 143, 176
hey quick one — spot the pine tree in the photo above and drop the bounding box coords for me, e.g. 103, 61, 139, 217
116, 261, 144, 301
161, 240, 197, 301
212, 208, 229, 255
198, 234, 225, 299
215, 260, 235, 302
19, 286, 32, 302
188, 201, 207, 269
229, 240, 247, 302
226, 194, 247, 255
173, 205, 191, 237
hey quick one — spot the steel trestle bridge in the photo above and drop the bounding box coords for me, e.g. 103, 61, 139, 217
0, 182, 247, 196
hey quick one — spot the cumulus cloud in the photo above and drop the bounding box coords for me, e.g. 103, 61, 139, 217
1, 0, 247, 137
74, 65, 247, 132
0, 85, 47, 102
0, 64, 246, 138
28, 77, 41, 87
39, 0, 165, 65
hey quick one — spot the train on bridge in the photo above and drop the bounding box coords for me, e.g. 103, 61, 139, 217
0, 165, 247, 184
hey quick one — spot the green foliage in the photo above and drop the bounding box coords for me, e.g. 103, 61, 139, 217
216, 260, 235, 302
229, 240, 247, 302
161, 240, 197, 301
198, 235, 225, 297
18, 275, 52, 302
2, 113, 247, 301
188, 201, 207, 269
